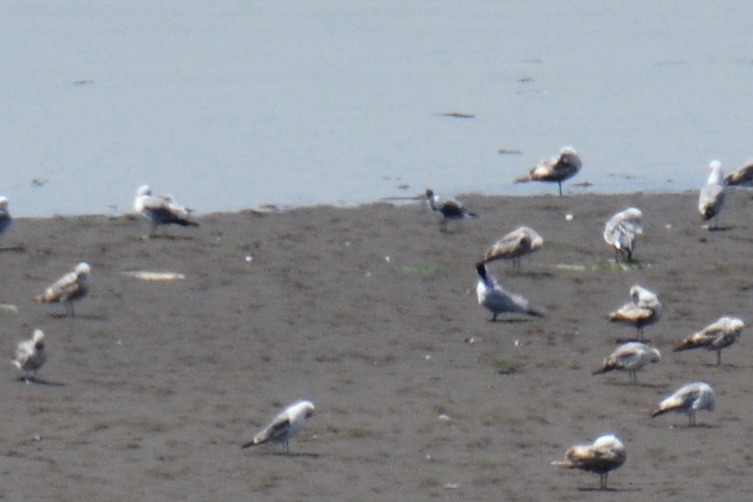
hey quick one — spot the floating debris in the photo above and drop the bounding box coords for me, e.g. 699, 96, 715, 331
0, 303, 19, 313
550, 261, 653, 272
436, 112, 475, 119
122, 271, 185, 281
498, 148, 522, 155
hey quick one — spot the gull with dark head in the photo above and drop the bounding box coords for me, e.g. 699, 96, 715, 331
13, 329, 46, 383
552, 434, 626, 490
475, 262, 543, 321
698, 161, 726, 230
34, 262, 91, 317
603, 207, 643, 262
674, 316, 744, 366
134, 185, 199, 237
425, 189, 477, 233
515, 146, 582, 196
481, 226, 543, 274
592, 341, 661, 384
241, 400, 315, 454
652, 382, 716, 426
608, 285, 662, 341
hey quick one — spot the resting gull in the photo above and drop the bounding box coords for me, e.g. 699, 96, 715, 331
552, 434, 626, 490
134, 185, 199, 236
0, 196, 12, 236
724, 160, 753, 187
603, 207, 642, 262
241, 400, 315, 454
12, 329, 46, 383
481, 226, 543, 274
475, 262, 543, 321
592, 341, 661, 384
34, 262, 91, 317
515, 146, 582, 196
425, 189, 477, 233
698, 161, 726, 230
674, 316, 744, 366
652, 381, 716, 426
608, 285, 662, 341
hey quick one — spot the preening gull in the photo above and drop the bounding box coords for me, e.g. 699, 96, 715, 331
603, 207, 643, 262
12, 329, 46, 383
698, 161, 726, 230
724, 160, 753, 187
134, 185, 199, 236
593, 342, 661, 384
674, 316, 744, 366
608, 285, 662, 341
552, 434, 626, 490
0, 196, 12, 236
652, 381, 716, 426
481, 226, 543, 274
425, 189, 477, 233
475, 262, 543, 321
34, 262, 91, 317
515, 146, 582, 196
242, 400, 315, 454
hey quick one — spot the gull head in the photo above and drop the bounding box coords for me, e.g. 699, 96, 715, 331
75, 262, 91, 277
136, 185, 153, 198
0, 196, 8, 209
32, 328, 45, 344
561, 146, 577, 156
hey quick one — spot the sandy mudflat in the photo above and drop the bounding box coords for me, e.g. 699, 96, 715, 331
3, 191, 753, 500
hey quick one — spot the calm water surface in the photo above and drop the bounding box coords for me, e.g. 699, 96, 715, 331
2, 2, 753, 216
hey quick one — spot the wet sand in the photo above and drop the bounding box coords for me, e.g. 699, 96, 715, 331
3, 191, 753, 500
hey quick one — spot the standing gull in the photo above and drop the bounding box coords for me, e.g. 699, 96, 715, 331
592, 342, 661, 384
12, 329, 46, 383
134, 185, 199, 237
481, 226, 543, 274
475, 262, 543, 321
608, 285, 662, 341
552, 434, 626, 490
0, 196, 12, 236
515, 146, 582, 196
698, 161, 726, 230
603, 207, 643, 262
425, 189, 477, 233
241, 400, 315, 454
674, 316, 744, 366
724, 160, 753, 187
652, 382, 716, 426
34, 262, 91, 317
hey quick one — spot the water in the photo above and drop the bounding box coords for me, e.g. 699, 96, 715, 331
2, 2, 753, 217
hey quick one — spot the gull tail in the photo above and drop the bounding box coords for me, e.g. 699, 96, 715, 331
11, 359, 21, 369
526, 307, 544, 318
673, 340, 699, 352
651, 408, 670, 418
515, 175, 531, 184
241, 439, 258, 449
551, 460, 574, 468
176, 219, 199, 227
592, 364, 614, 376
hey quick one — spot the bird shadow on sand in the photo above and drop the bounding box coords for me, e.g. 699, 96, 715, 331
704, 225, 733, 233
615, 337, 651, 344
264, 451, 321, 459
49, 313, 108, 321
606, 381, 668, 389
577, 486, 640, 493
16, 376, 66, 386
489, 318, 534, 324
669, 423, 719, 430
0, 244, 25, 253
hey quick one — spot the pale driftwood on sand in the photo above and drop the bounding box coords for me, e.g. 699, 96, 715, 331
515, 146, 582, 196
674, 316, 744, 366
241, 400, 315, 454
652, 382, 716, 426
608, 284, 662, 340
552, 434, 626, 490
592, 341, 661, 384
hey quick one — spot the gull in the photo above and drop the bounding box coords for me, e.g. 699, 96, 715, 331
592, 342, 661, 384
724, 160, 753, 187
652, 382, 716, 426
698, 161, 726, 230
0, 196, 12, 236
134, 185, 199, 237
481, 226, 544, 274
241, 400, 315, 454
475, 262, 543, 321
552, 434, 626, 490
425, 189, 477, 233
34, 262, 91, 317
608, 285, 662, 341
12, 329, 46, 383
674, 316, 744, 366
603, 207, 643, 262
515, 146, 582, 196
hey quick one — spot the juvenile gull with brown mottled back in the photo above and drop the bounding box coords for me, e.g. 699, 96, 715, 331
34, 262, 91, 317
515, 146, 582, 196
552, 434, 626, 490
674, 316, 744, 366
241, 400, 315, 454
608, 285, 662, 341
593, 342, 661, 384
481, 226, 543, 274
12, 329, 46, 383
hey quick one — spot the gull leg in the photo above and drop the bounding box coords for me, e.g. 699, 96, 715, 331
558, 181, 563, 197
716, 350, 722, 366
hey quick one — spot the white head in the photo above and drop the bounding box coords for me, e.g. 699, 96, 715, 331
592, 434, 624, 451
75, 262, 91, 276
561, 146, 577, 156
708, 161, 724, 184
291, 400, 315, 419
647, 347, 661, 362
136, 185, 152, 198
32, 329, 45, 344
0, 196, 8, 209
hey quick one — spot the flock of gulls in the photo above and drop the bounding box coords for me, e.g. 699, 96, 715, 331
9, 147, 753, 490
426, 147, 751, 490
10, 185, 314, 455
